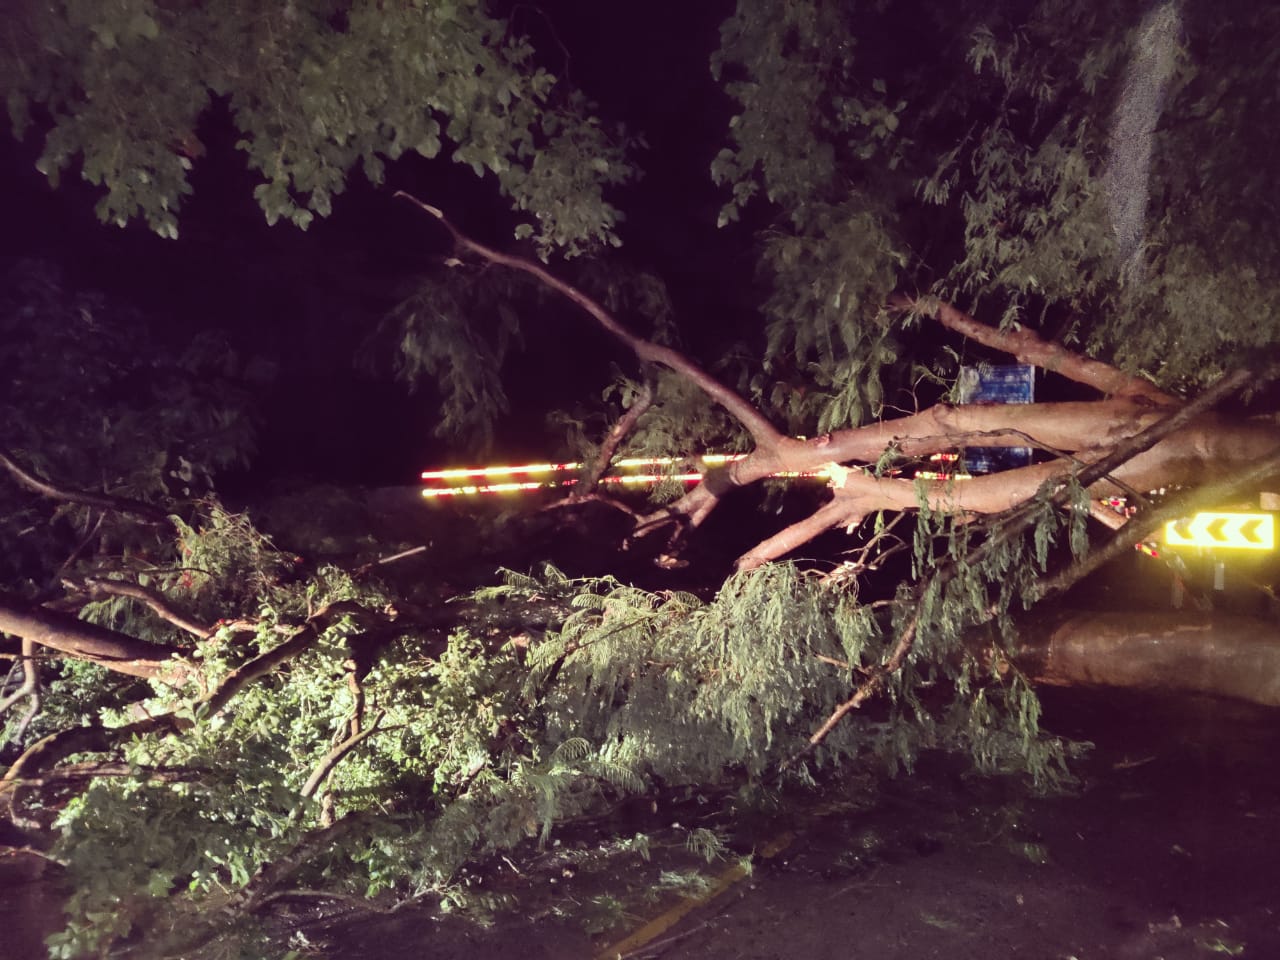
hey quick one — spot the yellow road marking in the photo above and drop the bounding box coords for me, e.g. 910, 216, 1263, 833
594, 831, 795, 960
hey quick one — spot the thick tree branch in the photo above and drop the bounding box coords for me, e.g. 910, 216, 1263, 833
648, 293, 1200, 551
736, 498, 865, 572
396, 193, 786, 448
0, 593, 192, 682
901, 368, 1263, 583
800, 367, 1271, 749
1032, 447, 1280, 601
1, 601, 392, 801
738, 368, 1274, 567
644, 400, 1174, 543
893, 296, 1175, 404
0, 446, 171, 524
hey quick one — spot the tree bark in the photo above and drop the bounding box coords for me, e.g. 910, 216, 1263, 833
393, 200, 1280, 571
1017, 610, 1280, 707
0, 595, 190, 682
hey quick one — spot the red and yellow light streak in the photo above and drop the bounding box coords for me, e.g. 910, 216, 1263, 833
419, 454, 835, 498
419, 451, 970, 498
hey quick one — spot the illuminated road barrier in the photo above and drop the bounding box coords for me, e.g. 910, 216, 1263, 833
419, 452, 977, 499
420, 455, 832, 498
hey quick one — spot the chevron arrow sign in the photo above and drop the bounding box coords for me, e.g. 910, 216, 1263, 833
1164, 512, 1275, 550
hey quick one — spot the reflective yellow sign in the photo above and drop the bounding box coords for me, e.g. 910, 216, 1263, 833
1164, 512, 1275, 550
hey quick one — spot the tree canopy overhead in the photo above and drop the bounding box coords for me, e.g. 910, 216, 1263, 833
4, 1, 1280, 956
5, 0, 638, 253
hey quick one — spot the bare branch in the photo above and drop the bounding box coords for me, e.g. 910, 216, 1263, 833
821, 513, 912, 586
298, 711, 384, 803
641, 398, 1184, 545
396, 194, 786, 449
805, 609, 922, 752
893, 296, 1175, 404
0, 636, 40, 743
81, 577, 214, 638
0, 602, 395, 801
574, 367, 656, 498
0, 446, 171, 524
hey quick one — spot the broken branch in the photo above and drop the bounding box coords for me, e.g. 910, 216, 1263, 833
396, 193, 785, 449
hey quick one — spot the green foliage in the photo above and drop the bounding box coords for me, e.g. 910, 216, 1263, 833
363, 267, 529, 449
27, 513, 655, 955
713, 0, 916, 430
502, 563, 1065, 787
940, 0, 1280, 382
716, 0, 1280, 409
7, 0, 636, 256
12, 3, 1276, 954
19, 525, 1069, 957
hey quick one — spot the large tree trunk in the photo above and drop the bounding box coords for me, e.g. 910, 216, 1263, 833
1017, 610, 1280, 707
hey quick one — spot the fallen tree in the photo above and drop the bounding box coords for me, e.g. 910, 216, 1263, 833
4, 1, 1280, 956
1018, 610, 1280, 708
403, 197, 1280, 578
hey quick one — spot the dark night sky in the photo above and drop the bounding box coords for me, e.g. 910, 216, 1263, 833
1, 0, 750, 483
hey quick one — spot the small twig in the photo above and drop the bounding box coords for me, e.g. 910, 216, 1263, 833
373, 545, 428, 566
573, 367, 657, 498
0, 846, 68, 868
254, 888, 394, 913
814, 653, 867, 675
355, 545, 429, 577
803, 609, 921, 754
826, 512, 910, 583
542, 491, 644, 521
55, 510, 105, 581
615, 915, 719, 959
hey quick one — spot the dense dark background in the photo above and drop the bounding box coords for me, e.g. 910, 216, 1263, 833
1, 0, 754, 486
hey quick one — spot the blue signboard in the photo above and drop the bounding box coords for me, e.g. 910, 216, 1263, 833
957, 364, 1034, 474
